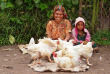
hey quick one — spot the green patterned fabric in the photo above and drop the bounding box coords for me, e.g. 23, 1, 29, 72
77, 33, 86, 41
75, 32, 96, 48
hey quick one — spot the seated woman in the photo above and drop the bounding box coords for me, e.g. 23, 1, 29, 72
46, 5, 71, 41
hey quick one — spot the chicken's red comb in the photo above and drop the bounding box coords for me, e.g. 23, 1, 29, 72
57, 41, 59, 44
53, 51, 57, 57
53, 51, 55, 55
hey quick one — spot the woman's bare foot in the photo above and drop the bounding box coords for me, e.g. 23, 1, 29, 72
93, 47, 99, 53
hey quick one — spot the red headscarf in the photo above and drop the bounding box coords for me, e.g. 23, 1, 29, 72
51, 5, 68, 19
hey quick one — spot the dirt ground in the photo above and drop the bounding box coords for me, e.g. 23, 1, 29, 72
0, 45, 110, 74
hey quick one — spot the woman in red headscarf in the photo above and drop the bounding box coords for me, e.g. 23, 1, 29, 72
46, 5, 71, 41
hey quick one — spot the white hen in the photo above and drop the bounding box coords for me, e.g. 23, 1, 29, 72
26, 38, 41, 66
78, 42, 93, 65
63, 46, 81, 67
36, 38, 58, 63
57, 38, 73, 51
53, 51, 73, 68
27, 37, 58, 65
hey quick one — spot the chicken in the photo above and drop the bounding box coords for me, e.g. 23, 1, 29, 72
27, 37, 58, 66
78, 42, 93, 65
57, 38, 73, 51
29, 37, 35, 45
57, 39, 93, 66
38, 38, 58, 61
62, 46, 81, 67
68, 39, 75, 45
26, 38, 41, 66
63, 42, 93, 66
54, 38, 82, 67
53, 50, 63, 57
53, 51, 73, 68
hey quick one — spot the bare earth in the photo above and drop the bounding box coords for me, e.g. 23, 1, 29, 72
0, 45, 110, 74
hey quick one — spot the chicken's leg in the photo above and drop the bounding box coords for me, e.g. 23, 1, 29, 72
28, 58, 41, 66
47, 56, 53, 63
28, 59, 36, 66
86, 58, 92, 66
37, 58, 41, 64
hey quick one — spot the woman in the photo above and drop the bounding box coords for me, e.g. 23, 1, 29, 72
46, 5, 71, 41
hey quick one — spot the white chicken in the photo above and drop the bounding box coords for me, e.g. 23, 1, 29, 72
54, 38, 82, 67
63, 42, 93, 66
29, 37, 35, 45
78, 42, 93, 65
27, 37, 58, 66
28, 37, 58, 64
26, 37, 41, 66
53, 50, 63, 57
57, 38, 73, 51
62, 46, 81, 67
53, 51, 73, 68
57, 38, 93, 66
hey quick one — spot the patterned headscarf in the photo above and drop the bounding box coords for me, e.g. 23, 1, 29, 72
51, 5, 68, 19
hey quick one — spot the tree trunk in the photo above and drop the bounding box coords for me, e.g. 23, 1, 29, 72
91, 0, 99, 34
79, 0, 82, 16
100, 0, 104, 30
91, 0, 96, 34
109, 8, 110, 31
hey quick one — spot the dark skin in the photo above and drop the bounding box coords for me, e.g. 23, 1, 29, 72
76, 21, 88, 44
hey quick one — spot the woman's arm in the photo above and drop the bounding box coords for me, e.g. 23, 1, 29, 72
65, 19, 72, 41
46, 21, 52, 38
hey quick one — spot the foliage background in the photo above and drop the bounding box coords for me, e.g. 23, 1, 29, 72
0, 0, 110, 46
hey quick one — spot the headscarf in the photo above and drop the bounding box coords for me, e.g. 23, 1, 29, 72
75, 17, 85, 35
51, 5, 68, 19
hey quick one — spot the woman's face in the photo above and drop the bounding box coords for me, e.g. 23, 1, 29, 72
76, 21, 84, 31
54, 10, 63, 23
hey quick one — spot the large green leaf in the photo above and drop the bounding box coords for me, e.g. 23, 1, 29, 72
9, 35, 15, 44
0, 1, 14, 10
39, 3, 48, 10
6, 2, 14, 8
47, 10, 53, 18
33, 0, 40, 4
